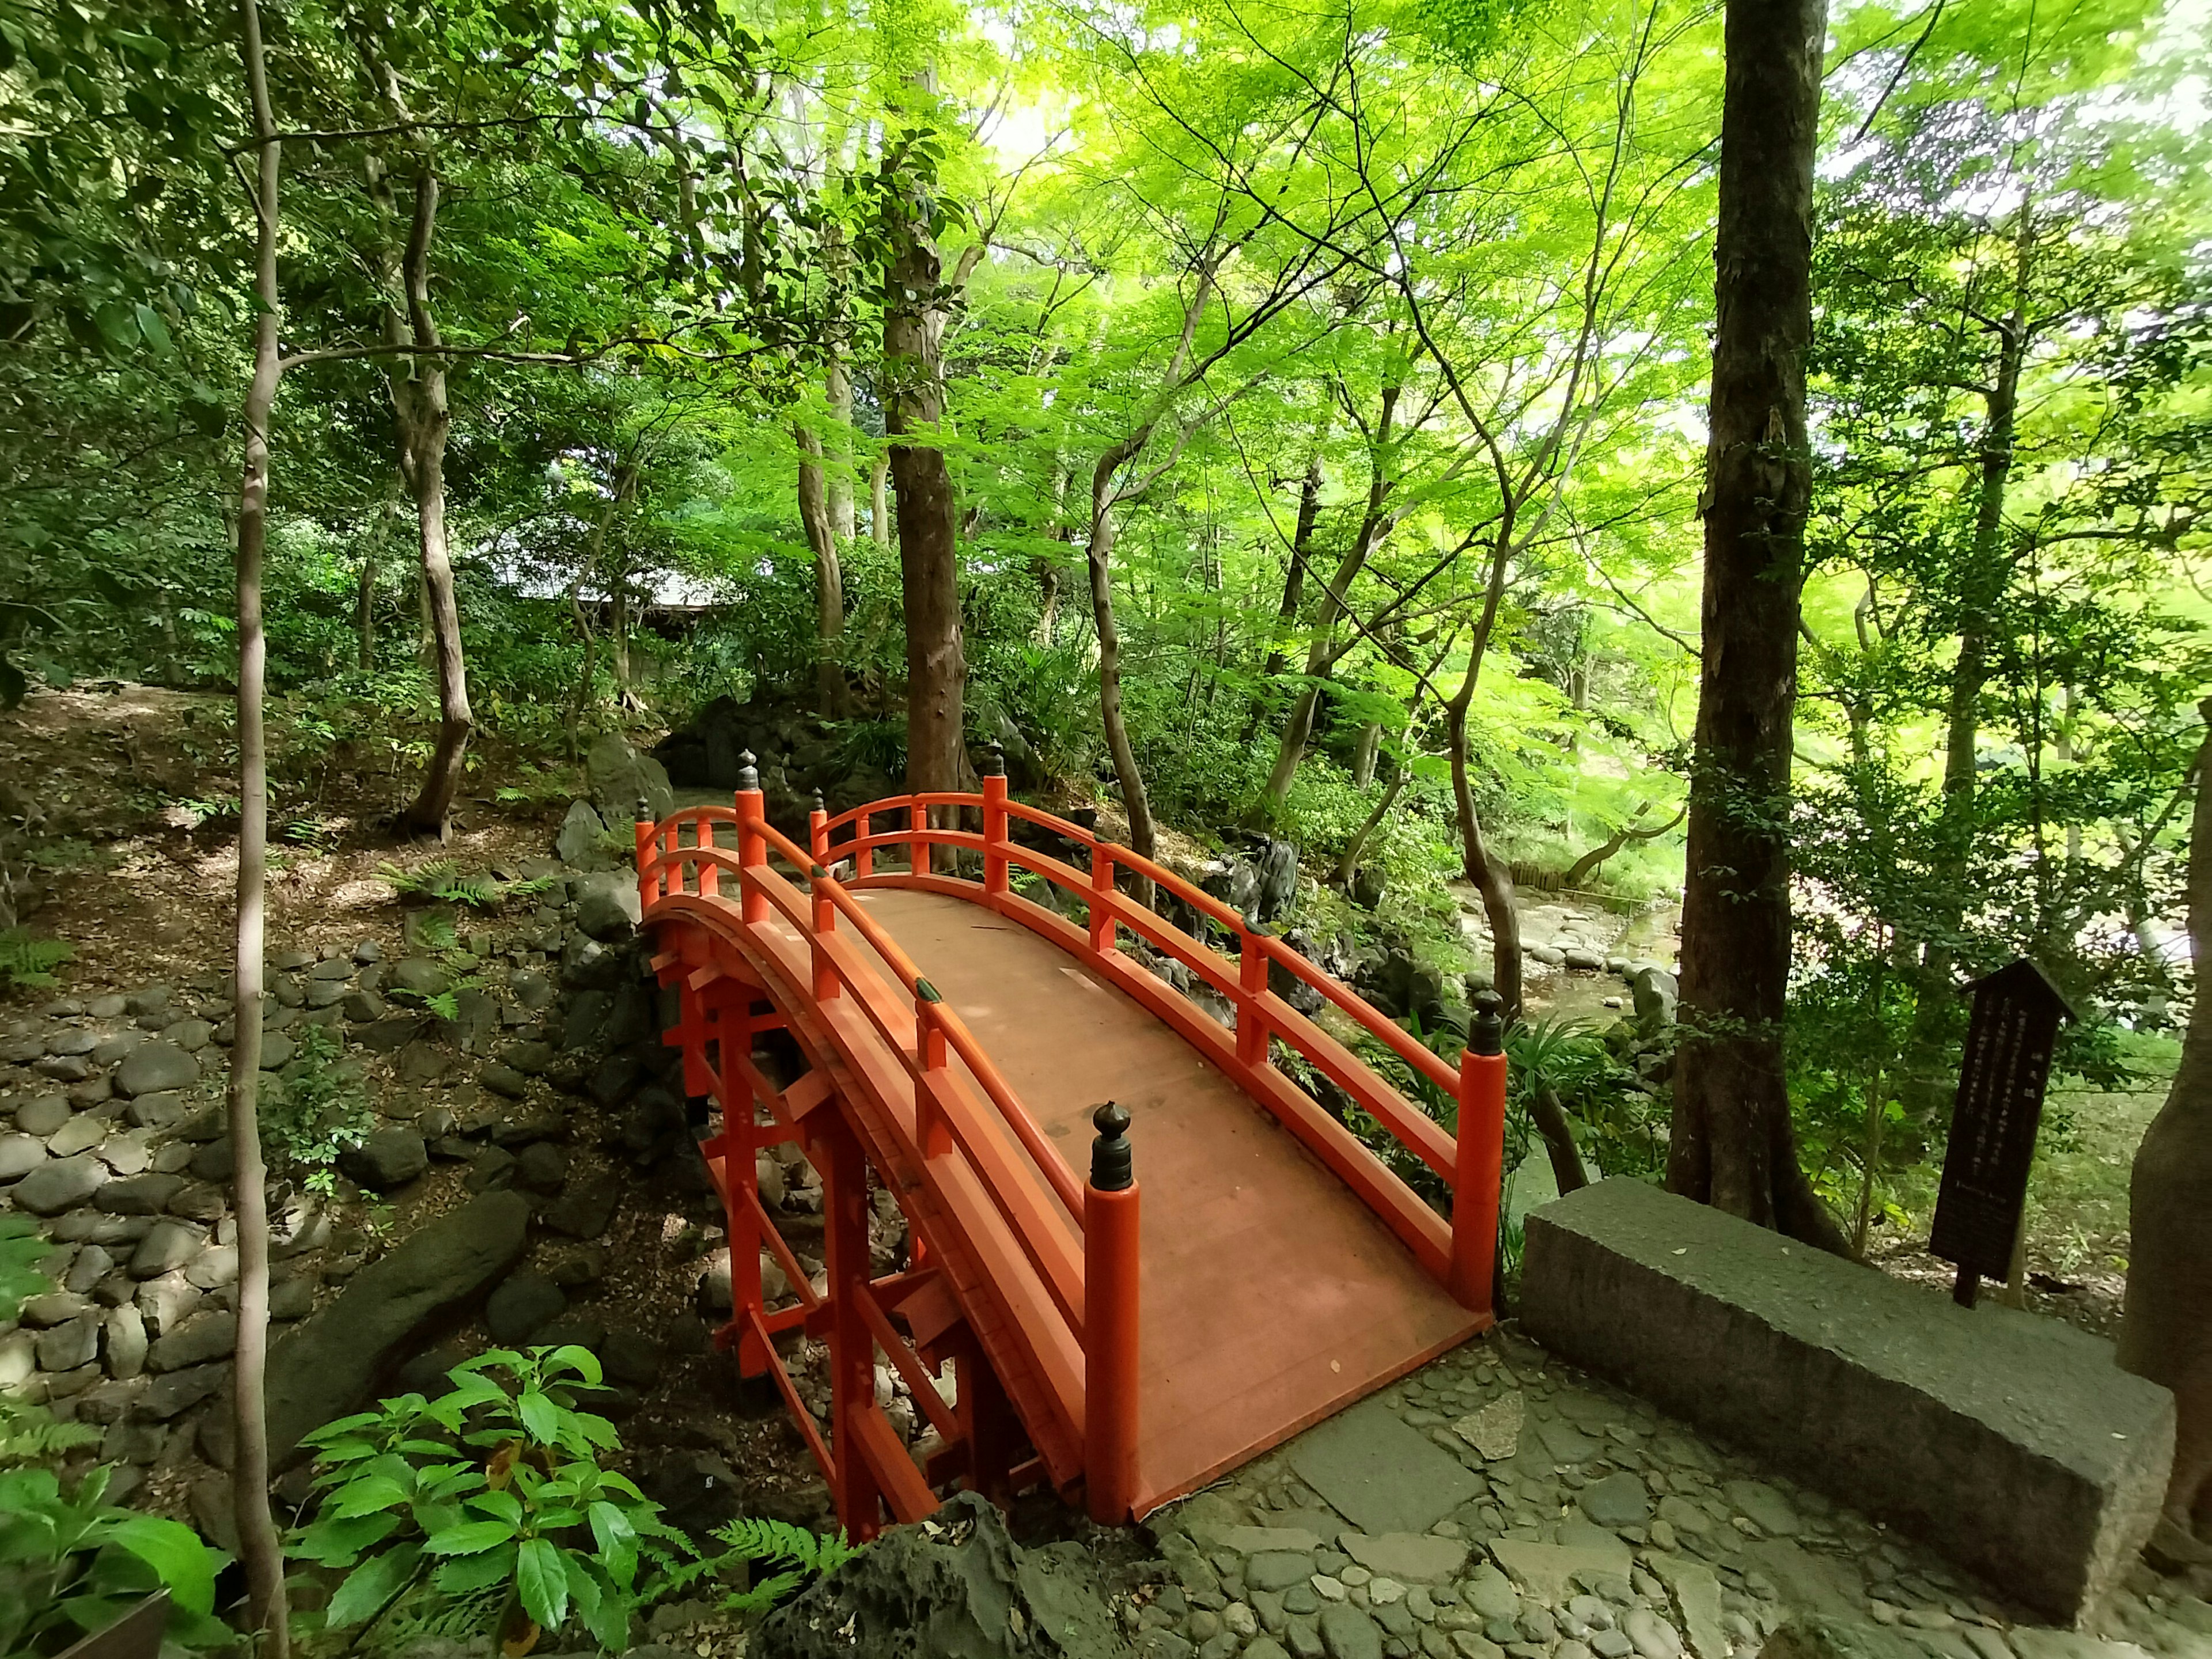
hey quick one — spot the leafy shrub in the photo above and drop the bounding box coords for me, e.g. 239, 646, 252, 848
0, 1465, 233, 1656
293, 1347, 859, 1653
262, 1025, 374, 1196
0, 1218, 98, 1465
0, 928, 72, 990
378, 861, 556, 911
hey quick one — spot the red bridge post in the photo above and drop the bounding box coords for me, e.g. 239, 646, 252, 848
982, 742, 1009, 897
734, 751, 767, 925
1449, 991, 1509, 1315
1084, 1101, 1141, 1524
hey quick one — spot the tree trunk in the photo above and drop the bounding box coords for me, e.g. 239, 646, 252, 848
1352, 722, 1381, 789
1258, 400, 1396, 815
357, 469, 399, 673
1442, 533, 1524, 1017
1665, 0, 1846, 1255
826, 353, 857, 545
871, 453, 891, 550
1334, 763, 1406, 887
883, 108, 965, 850
229, 2, 290, 1647
1242, 453, 1324, 742
798, 424, 847, 717
2118, 701, 2212, 1556
1087, 506, 1154, 857
369, 147, 469, 839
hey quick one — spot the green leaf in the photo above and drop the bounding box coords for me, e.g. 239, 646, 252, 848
108, 1516, 218, 1614
586, 1501, 636, 1574
421, 1518, 517, 1556
329, 1475, 411, 1518
433, 1540, 517, 1594
515, 1389, 560, 1444
327, 1542, 423, 1627
291, 1509, 402, 1567
132, 303, 171, 355
467, 1488, 524, 1525
516, 1536, 569, 1633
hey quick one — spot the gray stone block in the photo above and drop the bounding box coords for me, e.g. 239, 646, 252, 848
1520, 1179, 2171, 1626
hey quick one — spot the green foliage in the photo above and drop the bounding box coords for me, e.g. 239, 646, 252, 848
703, 1516, 858, 1617
378, 861, 555, 911
0, 1464, 234, 1657
292, 1347, 699, 1653
0, 929, 73, 990
262, 1024, 374, 1196
0, 1219, 100, 1467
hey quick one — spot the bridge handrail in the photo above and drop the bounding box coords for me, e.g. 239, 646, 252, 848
634, 804, 1091, 1342
806, 760, 1505, 1312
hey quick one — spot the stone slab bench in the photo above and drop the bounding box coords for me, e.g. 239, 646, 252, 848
1519, 1179, 2173, 1626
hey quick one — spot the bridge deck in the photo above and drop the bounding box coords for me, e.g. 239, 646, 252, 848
846, 887, 1480, 1509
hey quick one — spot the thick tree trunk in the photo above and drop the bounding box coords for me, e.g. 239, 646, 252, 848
230, 2, 290, 1647
799, 425, 847, 717
1665, 0, 1846, 1255
2119, 702, 2212, 1555
882, 101, 964, 850
1352, 722, 1381, 789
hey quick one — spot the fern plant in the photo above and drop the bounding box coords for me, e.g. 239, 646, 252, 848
381, 861, 557, 912
0, 928, 71, 990
703, 1517, 858, 1617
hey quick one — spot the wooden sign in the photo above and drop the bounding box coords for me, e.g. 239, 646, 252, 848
1929, 959, 2075, 1307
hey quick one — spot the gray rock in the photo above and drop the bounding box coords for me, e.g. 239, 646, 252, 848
37, 1313, 101, 1372
48, 1028, 103, 1057
1579, 1471, 1652, 1529
391, 957, 452, 999
1320, 1604, 1385, 1659
587, 731, 674, 827
21, 1289, 92, 1325
139, 1361, 227, 1420
47, 1115, 108, 1157
185, 1245, 239, 1290
158, 1019, 214, 1052
13, 1154, 108, 1214
265, 1190, 532, 1463
479, 1062, 531, 1100
258, 1031, 296, 1070
149, 1310, 237, 1371
342, 990, 387, 1023
96, 1173, 187, 1215
126, 1090, 188, 1130
1758, 1618, 1928, 1659
136, 1272, 203, 1336
1630, 968, 1677, 1028
543, 1182, 618, 1240
574, 873, 643, 942
1249, 1553, 1318, 1593
515, 1141, 567, 1194
1622, 1610, 1681, 1659
91, 1032, 143, 1065
65, 1244, 114, 1293
338, 1130, 429, 1192
14, 1094, 71, 1135
115, 1041, 199, 1097
1723, 1479, 1801, 1537
603, 1327, 663, 1388
486, 1270, 566, 1343
131, 1220, 206, 1279
103, 1305, 148, 1380
556, 798, 612, 870
0, 1132, 47, 1180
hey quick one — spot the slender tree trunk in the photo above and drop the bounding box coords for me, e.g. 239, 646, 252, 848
608, 567, 633, 704
564, 582, 597, 759
871, 453, 891, 550
1334, 764, 1406, 887
798, 424, 847, 717
1087, 507, 1154, 857
1445, 537, 1524, 1017
2119, 702, 2212, 1556
882, 86, 964, 843
357, 470, 399, 673
1666, 0, 1846, 1254
1259, 399, 1397, 815
1352, 722, 1381, 789
1241, 453, 1324, 742
230, 1, 290, 1647
826, 355, 857, 546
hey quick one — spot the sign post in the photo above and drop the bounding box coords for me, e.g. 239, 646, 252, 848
1929, 959, 2074, 1309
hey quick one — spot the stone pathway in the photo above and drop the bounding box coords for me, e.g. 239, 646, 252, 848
1134, 1328, 2212, 1659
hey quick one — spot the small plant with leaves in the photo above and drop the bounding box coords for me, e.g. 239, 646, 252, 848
262, 1025, 375, 1196
703, 1517, 858, 1618
0, 1219, 98, 1466
0, 927, 71, 990
0, 1464, 233, 1656
380, 860, 557, 912
291, 1346, 699, 1655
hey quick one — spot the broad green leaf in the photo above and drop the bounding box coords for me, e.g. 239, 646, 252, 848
515, 1389, 559, 1444
433, 1540, 517, 1595
108, 1516, 218, 1613
422, 1518, 518, 1556
516, 1537, 569, 1633
329, 1475, 411, 1518
327, 1543, 423, 1627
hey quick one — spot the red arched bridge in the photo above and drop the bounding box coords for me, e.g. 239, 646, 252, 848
634, 747, 1508, 1537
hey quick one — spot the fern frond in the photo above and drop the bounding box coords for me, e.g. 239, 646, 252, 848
0, 928, 73, 989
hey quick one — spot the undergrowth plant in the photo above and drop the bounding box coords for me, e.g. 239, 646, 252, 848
378, 861, 556, 911
0, 1219, 97, 1466
293, 1348, 858, 1654
262, 1025, 374, 1196
0, 927, 71, 990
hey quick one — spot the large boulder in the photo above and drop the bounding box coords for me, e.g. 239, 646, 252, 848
265, 1190, 530, 1464
755, 1491, 1123, 1659
574, 872, 643, 942
587, 731, 673, 825
555, 798, 613, 870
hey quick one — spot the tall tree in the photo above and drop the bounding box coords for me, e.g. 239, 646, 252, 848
2119, 701, 2212, 1562
1666, 0, 1847, 1251
229, 0, 292, 1644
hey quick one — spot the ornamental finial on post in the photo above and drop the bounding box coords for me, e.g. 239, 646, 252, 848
634, 796, 652, 825
812, 786, 826, 814
1471, 989, 1505, 1056
983, 739, 1006, 778
1090, 1101, 1133, 1192
736, 749, 759, 791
